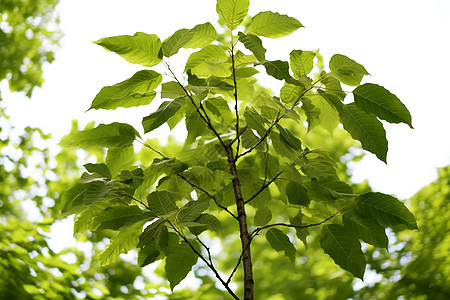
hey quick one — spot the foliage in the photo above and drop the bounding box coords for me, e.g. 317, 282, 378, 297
356, 166, 450, 300
0, 0, 60, 97
60, 0, 416, 299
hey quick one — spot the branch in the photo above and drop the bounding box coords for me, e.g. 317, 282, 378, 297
230, 46, 241, 160
164, 62, 227, 149
137, 139, 167, 158
237, 112, 283, 159
166, 220, 240, 300
249, 201, 354, 241
244, 171, 282, 204
178, 173, 238, 220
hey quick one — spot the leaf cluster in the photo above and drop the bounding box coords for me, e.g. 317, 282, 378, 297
59, 0, 417, 296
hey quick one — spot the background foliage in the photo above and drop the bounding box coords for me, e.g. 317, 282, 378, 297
0, 0, 448, 299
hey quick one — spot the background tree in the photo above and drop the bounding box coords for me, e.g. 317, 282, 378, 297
0, 0, 60, 97
59, 1, 417, 299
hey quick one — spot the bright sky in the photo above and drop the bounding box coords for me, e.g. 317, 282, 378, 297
3, 0, 450, 202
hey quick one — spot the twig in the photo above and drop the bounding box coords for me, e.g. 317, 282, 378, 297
178, 173, 238, 220
166, 220, 240, 300
137, 139, 167, 158
163, 62, 227, 149
244, 171, 282, 205
237, 112, 283, 159
249, 201, 354, 241
230, 46, 241, 160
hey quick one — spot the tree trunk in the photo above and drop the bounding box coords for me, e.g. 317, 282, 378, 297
226, 145, 254, 300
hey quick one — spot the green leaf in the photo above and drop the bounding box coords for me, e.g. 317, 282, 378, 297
319, 224, 366, 279
83, 163, 111, 180
353, 83, 413, 128
60, 122, 139, 148
165, 241, 199, 290
329, 54, 369, 86
237, 32, 266, 61
94, 205, 157, 230
306, 178, 353, 201
286, 181, 310, 206
98, 221, 143, 267
161, 81, 186, 99
142, 97, 186, 133
266, 228, 296, 262
290, 50, 316, 77
147, 191, 179, 217
138, 219, 166, 248
262, 60, 291, 81
312, 94, 340, 134
105, 145, 135, 175
340, 103, 388, 163
244, 106, 268, 137
137, 242, 161, 267
356, 192, 418, 230
162, 29, 195, 57
177, 198, 210, 224
216, 0, 250, 30
276, 124, 302, 151
254, 206, 272, 226
247, 11, 303, 38
280, 82, 303, 104
182, 166, 234, 195
185, 45, 231, 77
342, 203, 388, 248
183, 22, 217, 49
189, 213, 222, 235
95, 32, 162, 67
89, 70, 162, 110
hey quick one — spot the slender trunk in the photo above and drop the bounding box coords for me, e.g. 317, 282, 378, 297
225, 145, 254, 300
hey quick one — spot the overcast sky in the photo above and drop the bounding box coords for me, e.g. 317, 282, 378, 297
3, 0, 450, 200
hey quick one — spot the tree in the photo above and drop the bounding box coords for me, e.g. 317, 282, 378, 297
0, 0, 60, 97
59, 1, 417, 299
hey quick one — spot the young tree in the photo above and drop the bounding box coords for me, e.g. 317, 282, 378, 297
60, 1, 417, 299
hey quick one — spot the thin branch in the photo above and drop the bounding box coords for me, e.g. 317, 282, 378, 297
163, 62, 227, 149
166, 220, 240, 300
229, 126, 248, 146
249, 201, 354, 241
115, 191, 151, 211
196, 236, 214, 267
178, 173, 238, 220
227, 250, 245, 284
244, 171, 282, 205
237, 112, 283, 159
230, 46, 241, 160
137, 139, 167, 158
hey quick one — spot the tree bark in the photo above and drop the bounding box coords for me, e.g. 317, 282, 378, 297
225, 145, 254, 300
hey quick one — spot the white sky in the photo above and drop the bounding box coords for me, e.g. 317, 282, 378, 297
3, 0, 450, 200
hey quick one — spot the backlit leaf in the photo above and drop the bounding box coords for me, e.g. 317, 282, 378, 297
290, 50, 316, 77
142, 97, 186, 133
320, 224, 366, 279
266, 228, 296, 262
353, 83, 413, 128
329, 54, 369, 86
183, 22, 217, 49
98, 221, 144, 267
340, 103, 388, 163
60, 122, 139, 148
147, 191, 178, 217
216, 0, 250, 30
165, 241, 199, 290
185, 45, 232, 77
238, 32, 266, 61
356, 192, 418, 230
94, 205, 157, 230
95, 32, 162, 67
189, 213, 222, 235
280, 82, 303, 104
89, 70, 162, 110
254, 206, 272, 225
162, 29, 195, 57
286, 181, 310, 206
177, 198, 210, 224
342, 203, 388, 248
247, 11, 303, 38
